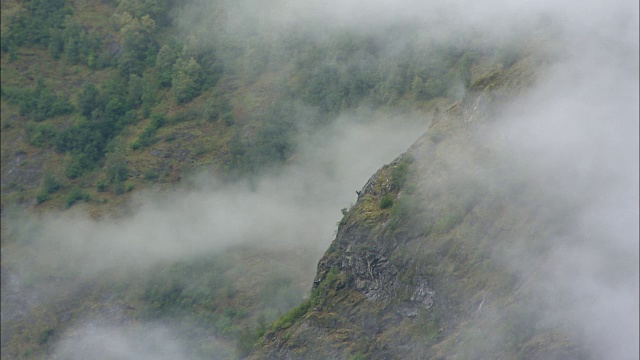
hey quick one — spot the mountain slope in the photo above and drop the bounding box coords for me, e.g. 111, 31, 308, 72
249, 57, 592, 360
2, 1, 636, 359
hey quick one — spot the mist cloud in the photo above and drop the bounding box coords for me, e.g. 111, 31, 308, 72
51, 322, 208, 360
3, 0, 638, 358
4, 111, 429, 277
474, 2, 638, 357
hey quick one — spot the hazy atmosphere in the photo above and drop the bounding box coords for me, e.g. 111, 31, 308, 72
1, 0, 637, 359
4, 112, 429, 275
483, 12, 639, 357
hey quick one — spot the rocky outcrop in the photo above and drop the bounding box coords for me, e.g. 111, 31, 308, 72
249, 58, 591, 360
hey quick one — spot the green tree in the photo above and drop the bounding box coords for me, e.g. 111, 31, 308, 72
5, 78, 74, 121
141, 72, 158, 117
117, 13, 157, 76
155, 45, 176, 87
116, 0, 172, 25
105, 155, 129, 184
48, 28, 64, 59
172, 57, 203, 104
78, 83, 101, 118
5, 0, 70, 48
62, 16, 84, 64
128, 74, 144, 107
25, 122, 57, 147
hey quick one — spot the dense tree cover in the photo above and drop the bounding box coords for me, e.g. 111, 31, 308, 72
116, 12, 158, 76
1, 79, 74, 121
1, 0, 70, 49
116, 0, 175, 27
155, 45, 176, 87
2, 1, 197, 179
288, 32, 476, 114
1, 0, 521, 192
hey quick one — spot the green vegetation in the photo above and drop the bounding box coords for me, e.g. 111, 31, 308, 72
270, 294, 316, 331
390, 161, 410, 190
131, 114, 165, 149
348, 352, 367, 360
35, 172, 62, 204
2, 0, 70, 49
0, 1, 539, 359
2, 79, 73, 121
0, 0, 526, 209
24, 122, 57, 147
379, 194, 394, 209
64, 186, 89, 208
389, 193, 422, 230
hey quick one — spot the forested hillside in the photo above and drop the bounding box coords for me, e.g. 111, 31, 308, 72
1, 0, 637, 359
1, 0, 525, 212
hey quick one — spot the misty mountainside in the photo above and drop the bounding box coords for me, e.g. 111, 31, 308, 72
247, 10, 639, 356
1, 0, 638, 360
0, 0, 524, 358
249, 56, 582, 360
1, 0, 510, 214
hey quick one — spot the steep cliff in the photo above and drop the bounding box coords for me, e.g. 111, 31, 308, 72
249, 58, 592, 359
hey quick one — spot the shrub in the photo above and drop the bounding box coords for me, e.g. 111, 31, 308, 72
38, 328, 55, 345
3, 80, 73, 121
112, 182, 125, 195
150, 114, 166, 129
172, 57, 203, 104
133, 114, 166, 148
65, 187, 88, 208
348, 353, 367, 360
42, 172, 61, 194
122, 110, 138, 126
25, 122, 57, 147
96, 180, 107, 192
36, 192, 51, 204
106, 159, 128, 184
77, 83, 101, 118
204, 95, 232, 122
64, 161, 82, 179
379, 194, 394, 209
143, 170, 159, 181
390, 162, 409, 190
63, 152, 98, 179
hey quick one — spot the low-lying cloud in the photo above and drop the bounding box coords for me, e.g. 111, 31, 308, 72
4, 110, 429, 277
476, 4, 638, 357
2, 0, 637, 358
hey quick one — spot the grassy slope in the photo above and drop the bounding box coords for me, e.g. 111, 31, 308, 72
0, 1, 282, 216
0, 2, 305, 359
